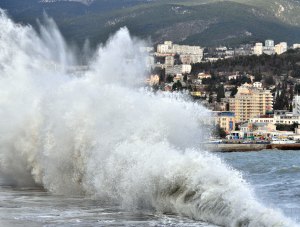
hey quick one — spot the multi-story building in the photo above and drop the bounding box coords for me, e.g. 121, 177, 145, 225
293, 44, 300, 49
182, 64, 192, 74
146, 74, 160, 86
165, 64, 192, 75
165, 56, 174, 67
214, 112, 235, 132
213, 111, 236, 132
253, 82, 262, 88
156, 41, 203, 63
229, 83, 273, 123
198, 73, 211, 79
253, 40, 285, 56
263, 46, 275, 55
180, 54, 202, 64
157, 43, 170, 53
248, 110, 300, 125
293, 95, 300, 115
264, 40, 276, 55
172, 44, 202, 55
157, 41, 203, 55
253, 43, 263, 56
234, 44, 253, 56
265, 40, 274, 48
165, 65, 181, 75
275, 42, 288, 55
249, 115, 275, 124
274, 110, 300, 125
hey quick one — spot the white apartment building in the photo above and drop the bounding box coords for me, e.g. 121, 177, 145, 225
182, 64, 192, 74
172, 44, 202, 55
180, 54, 202, 64
275, 42, 288, 55
293, 95, 300, 115
165, 64, 192, 75
253, 82, 262, 88
165, 56, 174, 67
157, 41, 203, 63
157, 43, 170, 53
216, 46, 227, 51
265, 40, 274, 47
261, 40, 276, 55
254, 43, 263, 56
274, 110, 300, 125
249, 116, 275, 124
263, 47, 275, 55
249, 110, 300, 125
293, 44, 300, 49
157, 41, 203, 55
254, 40, 286, 56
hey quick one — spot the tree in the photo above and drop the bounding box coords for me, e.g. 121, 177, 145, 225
276, 123, 298, 131
212, 125, 227, 138
289, 87, 294, 100
273, 90, 281, 110
230, 86, 238, 97
208, 92, 213, 103
254, 71, 262, 82
166, 75, 174, 83
295, 84, 300, 94
289, 104, 293, 112
274, 88, 290, 110
216, 84, 225, 102
264, 75, 275, 86
240, 75, 251, 84
183, 74, 187, 82
172, 80, 183, 91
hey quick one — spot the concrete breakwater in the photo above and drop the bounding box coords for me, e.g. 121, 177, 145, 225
204, 143, 300, 152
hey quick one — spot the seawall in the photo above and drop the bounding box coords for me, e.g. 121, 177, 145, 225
203, 143, 300, 152
204, 144, 267, 152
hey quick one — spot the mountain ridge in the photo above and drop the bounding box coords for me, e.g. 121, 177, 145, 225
1, 0, 300, 47
39, 0, 94, 5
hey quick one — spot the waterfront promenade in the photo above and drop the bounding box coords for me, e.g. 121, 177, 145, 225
205, 143, 300, 152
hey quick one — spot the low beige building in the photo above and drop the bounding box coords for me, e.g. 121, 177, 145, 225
213, 111, 236, 132
146, 74, 160, 86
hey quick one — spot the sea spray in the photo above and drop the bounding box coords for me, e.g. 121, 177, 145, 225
0, 10, 297, 227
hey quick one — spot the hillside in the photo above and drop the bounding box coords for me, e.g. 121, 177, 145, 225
1, 0, 300, 47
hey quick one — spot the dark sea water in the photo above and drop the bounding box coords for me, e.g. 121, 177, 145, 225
0, 186, 216, 227
1, 150, 299, 227
219, 150, 300, 223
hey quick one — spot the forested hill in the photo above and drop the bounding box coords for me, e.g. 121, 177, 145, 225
190, 49, 300, 111
192, 49, 300, 79
2, 0, 300, 47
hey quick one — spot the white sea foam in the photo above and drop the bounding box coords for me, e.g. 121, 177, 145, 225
0, 10, 297, 227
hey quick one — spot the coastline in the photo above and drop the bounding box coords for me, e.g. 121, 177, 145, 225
204, 143, 300, 152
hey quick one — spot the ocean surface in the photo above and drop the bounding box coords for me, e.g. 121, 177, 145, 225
1, 150, 299, 227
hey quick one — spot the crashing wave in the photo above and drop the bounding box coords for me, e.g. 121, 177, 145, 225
0, 10, 297, 227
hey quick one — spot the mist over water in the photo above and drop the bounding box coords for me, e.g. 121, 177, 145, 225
0, 10, 298, 227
